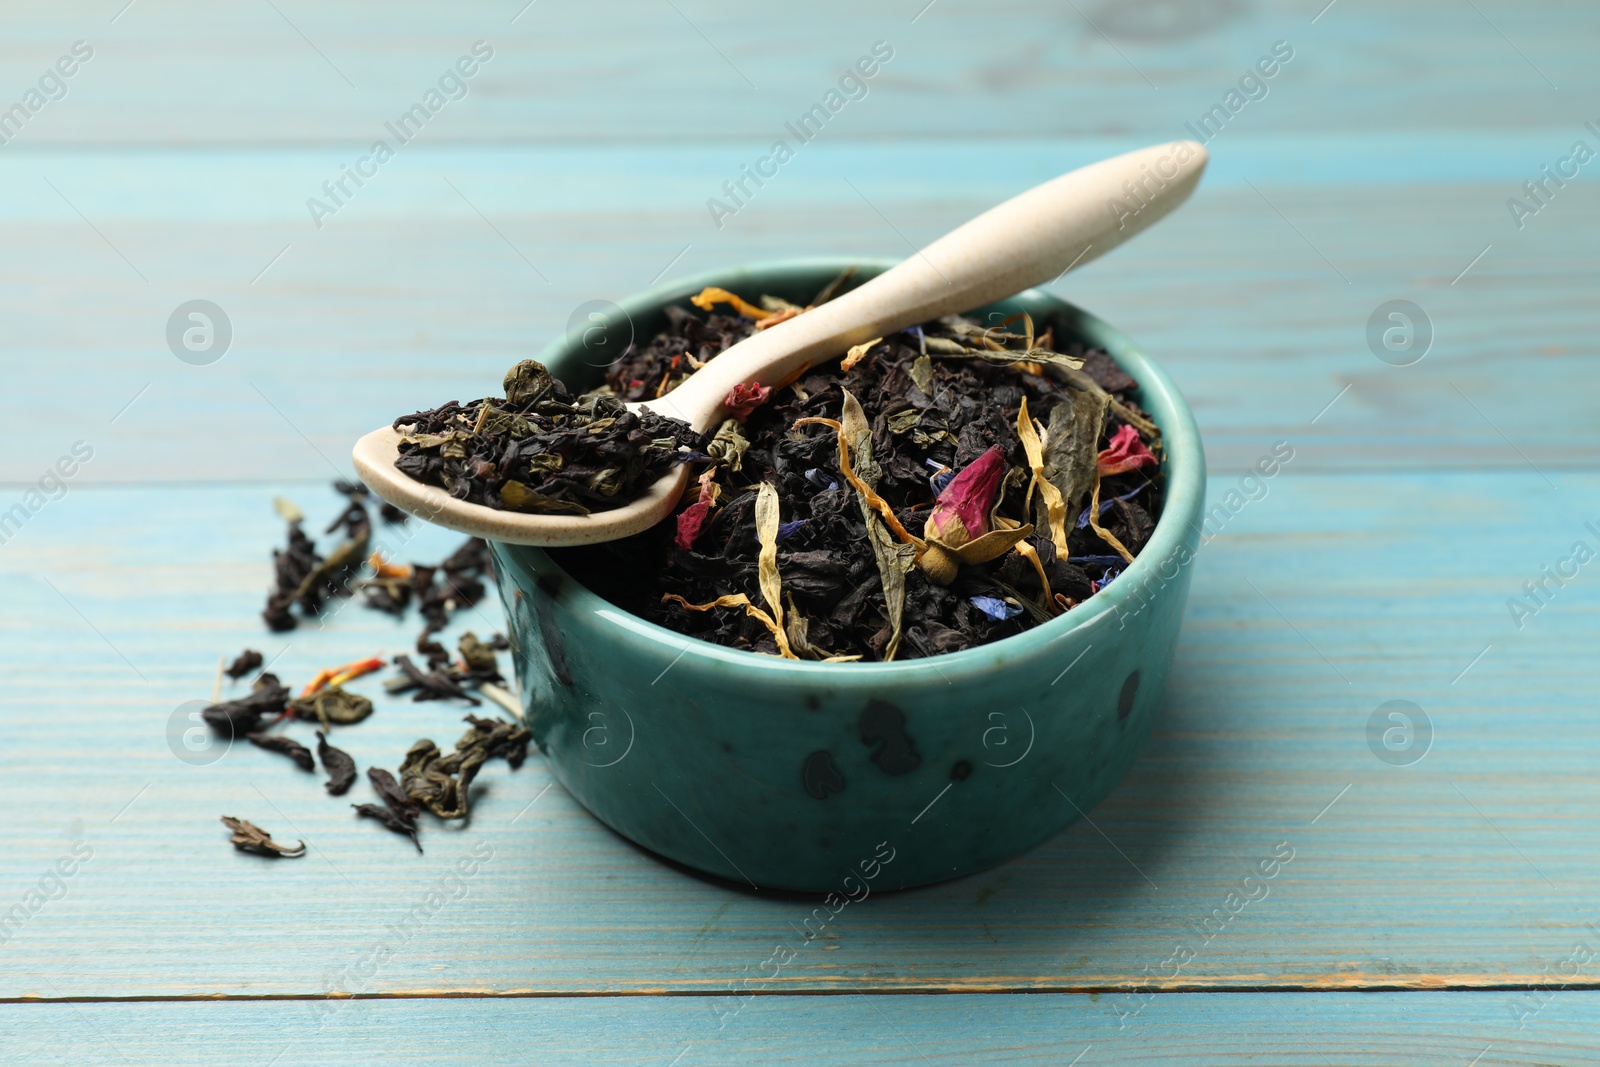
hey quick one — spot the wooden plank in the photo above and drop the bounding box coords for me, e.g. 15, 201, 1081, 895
3, 992, 1597, 1065
0, 0, 1592, 143
0, 136, 1596, 482
1, 472, 1597, 997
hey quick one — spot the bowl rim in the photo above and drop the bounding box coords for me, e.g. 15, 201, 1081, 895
517, 256, 1205, 681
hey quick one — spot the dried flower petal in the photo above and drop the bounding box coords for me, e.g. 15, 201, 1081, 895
674, 470, 720, 551
1017, 396, 1070, 556
724, 382, 772, 420
840, 337, 883, 373
1097, 424, 1158, 476
661, 593, 796, 658
970, 596, 1023, 622
689, 286, 774, 320
753, 481, 795, 658
922, 445, 1005, 549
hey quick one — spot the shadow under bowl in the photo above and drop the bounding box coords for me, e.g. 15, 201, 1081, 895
489, 258, 1204, 892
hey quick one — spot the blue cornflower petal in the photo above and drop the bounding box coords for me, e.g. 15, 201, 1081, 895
970, 596, 1023, 621
804, 468, 839, 491
777, 519, 808, 541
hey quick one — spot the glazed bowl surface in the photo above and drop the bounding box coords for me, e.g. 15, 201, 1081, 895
491, 257, 1203, 891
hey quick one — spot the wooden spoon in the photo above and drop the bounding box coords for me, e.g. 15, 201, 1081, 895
352, 140, 1208, 546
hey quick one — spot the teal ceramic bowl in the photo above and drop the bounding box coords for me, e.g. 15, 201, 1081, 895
491, 258, 1203, 892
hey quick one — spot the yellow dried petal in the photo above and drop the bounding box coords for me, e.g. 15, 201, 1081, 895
840, 337, 883, 372
1087, 472, 1135, 564
1018, 396, 1070, 556
688, 286, 774, 321
660, 593, 797, 659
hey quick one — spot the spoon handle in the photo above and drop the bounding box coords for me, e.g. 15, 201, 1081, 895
658, 139, 1208, 424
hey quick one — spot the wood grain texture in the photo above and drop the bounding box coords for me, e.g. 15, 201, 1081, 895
1, 474, 1596, 998
0, 0, 1593, 143
0, 138, 1593, 482
4, 993, 1598, 1065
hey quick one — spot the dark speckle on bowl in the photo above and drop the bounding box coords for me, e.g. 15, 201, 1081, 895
859, 700, 920, 776
536, 573, 562, 598
805, 694, 820, 710
722, 741, 735, 755
534, 592, 573, 687
951, 759, 972, 781
1118, 670, 1141, 721
802, 750, 846, 799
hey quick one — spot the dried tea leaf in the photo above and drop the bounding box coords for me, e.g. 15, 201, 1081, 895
1017, 396, 1070, 556
459, 715, 532, 769
392, 653, 481, 705
225, 649, 263, 679
707, 418, 750, 472
500, 480, 591, 515
909, 353, 934, 396
841, 389, 917, 662
1042, 387, 1108, 539
221, 816, 304, 859
368, 766, 419, 815
246, 732, 315, 772
753, 481, 795, 658
293, 526, 370, 606
352, 803, 423, 852
458, 631, 500, 674
290, 686, 373, 729
316, 731, 357, 796
202, 675, 290, 738
399, 739, 485, 820
475, 406, 537, 440
502, 359, 557, 408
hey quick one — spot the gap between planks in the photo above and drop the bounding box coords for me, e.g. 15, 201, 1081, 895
11, 977, 1600, 1005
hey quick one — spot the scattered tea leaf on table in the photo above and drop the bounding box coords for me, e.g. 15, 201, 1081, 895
316, 731, 357, 796
290, 686, 373, 729
201, 674, 289, 738
224, 649, 263, 679
245, 733, 314, 772
220, 816, 304, 859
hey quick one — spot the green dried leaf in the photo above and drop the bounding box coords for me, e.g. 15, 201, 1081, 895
931, 346, 1085, 371
886, 409, 920, 435
841, 389, 916, 662
502, 359, 557, 409
707, 418, 750, 473
220, 816, 304, 858
1042, 387, 1109, 533
476, 406, 537, 439
291, 685, 374, 729
909, 353, 934, 396
500, 481, 590, 515
458, 631, 499, 673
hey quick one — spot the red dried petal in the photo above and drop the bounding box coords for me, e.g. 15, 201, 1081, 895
724, 383, 772, 420
675, 501, 712, 550
674, 472, 720, 551
1097, 424, 1157, 476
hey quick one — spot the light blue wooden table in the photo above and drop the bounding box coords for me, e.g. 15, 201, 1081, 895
4, 1, 1599, 1062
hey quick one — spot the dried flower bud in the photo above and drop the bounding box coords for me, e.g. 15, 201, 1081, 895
724, 382, 772, 420
1097, 424, 1157, 476
922, 445, 1005, 550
